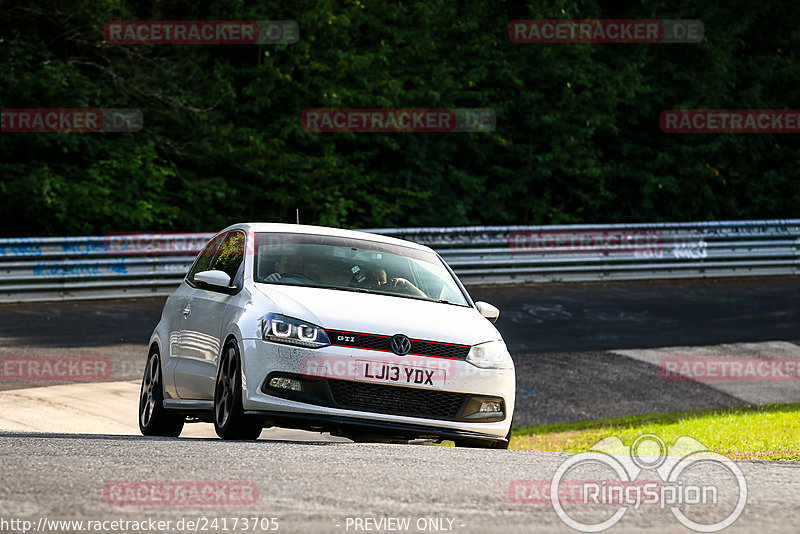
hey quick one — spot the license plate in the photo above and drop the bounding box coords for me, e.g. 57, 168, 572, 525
355, 360, 446, 389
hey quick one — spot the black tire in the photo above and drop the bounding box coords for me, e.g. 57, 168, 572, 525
454, 423, 512, 450
454, 438, 509, 449
139, 348, 184, 437
214, 339, 263, 440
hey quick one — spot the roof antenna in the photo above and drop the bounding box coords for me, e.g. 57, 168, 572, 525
296, 208, 300, 225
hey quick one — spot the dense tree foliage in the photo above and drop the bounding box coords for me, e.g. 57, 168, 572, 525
1, 0, 798, 236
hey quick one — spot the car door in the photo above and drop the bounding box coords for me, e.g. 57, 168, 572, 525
175, 230, 245, 400
171, 232, 223, 398
161, 281, 196, 399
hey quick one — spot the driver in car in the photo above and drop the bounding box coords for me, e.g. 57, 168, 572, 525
366, 266, 426, 298
264, 253, 308, 282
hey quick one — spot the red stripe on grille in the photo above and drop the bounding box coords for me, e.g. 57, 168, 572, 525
326, 329, 470, 359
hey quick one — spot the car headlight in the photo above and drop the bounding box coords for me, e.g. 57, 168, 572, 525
466, 340, 512, 369
261, 313, 331, 349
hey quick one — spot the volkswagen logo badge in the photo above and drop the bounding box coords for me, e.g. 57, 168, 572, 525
390, 334, 412, 356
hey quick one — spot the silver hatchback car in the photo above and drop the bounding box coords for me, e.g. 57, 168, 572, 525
139, 223, 515, 447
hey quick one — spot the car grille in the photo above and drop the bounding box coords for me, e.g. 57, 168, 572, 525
327, 330, 470, 360
327, 379, 468, 420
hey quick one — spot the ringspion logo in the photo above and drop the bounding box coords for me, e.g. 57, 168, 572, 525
512, 434, 747, 532
1, 109, 142, 132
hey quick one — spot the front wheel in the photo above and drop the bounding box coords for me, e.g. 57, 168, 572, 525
454, 438, 510, 449
139, 349, 184, 437
454, 423, 512, 449
214, 339, 263, 440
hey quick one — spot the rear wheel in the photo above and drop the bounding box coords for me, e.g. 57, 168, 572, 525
139, 348, 184, 437
214, 339, 263, 440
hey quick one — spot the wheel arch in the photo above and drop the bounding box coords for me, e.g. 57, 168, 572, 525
222, 333, 241, 357
217, 333, 244, 377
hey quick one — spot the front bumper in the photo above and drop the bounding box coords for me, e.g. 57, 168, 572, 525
239, 339, 516, 440
242, 410, 508, 445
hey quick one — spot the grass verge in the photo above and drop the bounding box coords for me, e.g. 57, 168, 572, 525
510, 403, 800, 461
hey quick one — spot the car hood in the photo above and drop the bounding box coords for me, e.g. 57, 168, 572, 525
253, 283, 500, 346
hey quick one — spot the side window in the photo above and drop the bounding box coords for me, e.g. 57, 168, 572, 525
186, 233, 224, 283
210, 231, 245, 282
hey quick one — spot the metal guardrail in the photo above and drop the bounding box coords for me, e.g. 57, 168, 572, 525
0, 233, 211, 302
375, 219, 800, 285
0, 220, 798, 302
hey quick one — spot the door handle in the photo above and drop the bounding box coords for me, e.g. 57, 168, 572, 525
182, 307, 191, 317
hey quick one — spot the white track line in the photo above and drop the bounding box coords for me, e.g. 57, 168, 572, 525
0, 380, 347, 441
613, 341, 800, 405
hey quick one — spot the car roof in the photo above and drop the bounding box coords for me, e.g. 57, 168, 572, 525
219, 222, 432, 252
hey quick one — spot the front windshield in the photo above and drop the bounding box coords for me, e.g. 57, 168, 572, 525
253, 232, 470, 306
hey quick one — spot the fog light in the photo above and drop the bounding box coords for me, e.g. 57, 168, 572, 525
479, 401, 502, 413
269, 377, 303, 391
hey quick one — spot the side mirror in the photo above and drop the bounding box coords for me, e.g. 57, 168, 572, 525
475, 301, 500, 323
194, 270, 232, 288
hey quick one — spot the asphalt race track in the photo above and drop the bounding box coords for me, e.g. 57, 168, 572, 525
1, 276, 799, 533
471, 276, 800, 354
1, 432, 797, 533
1, 276, 798, 353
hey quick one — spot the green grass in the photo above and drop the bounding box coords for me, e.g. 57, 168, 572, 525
510, 403, 800, 461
